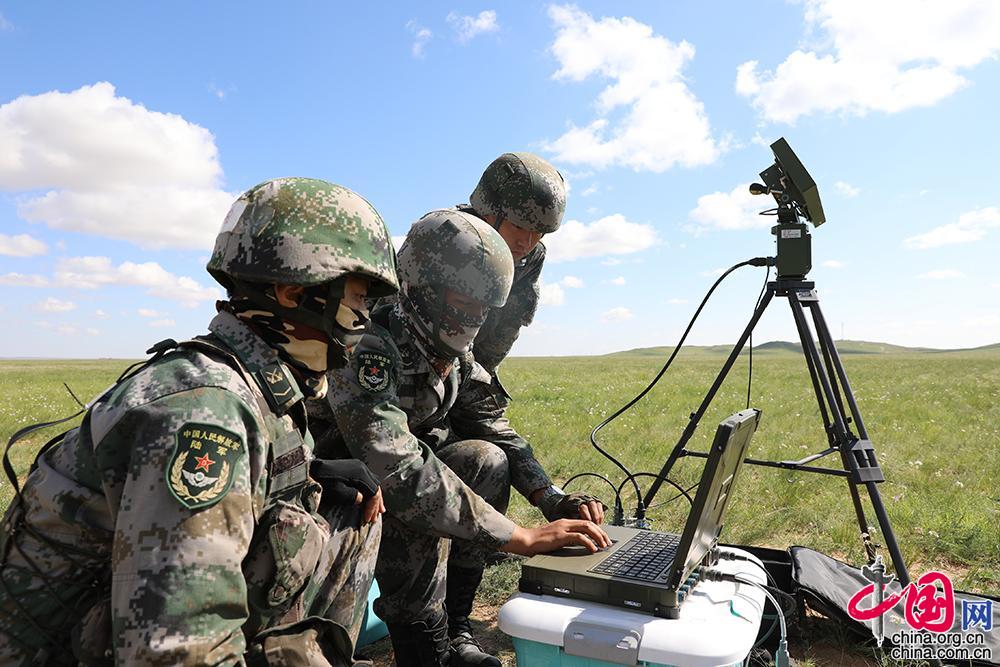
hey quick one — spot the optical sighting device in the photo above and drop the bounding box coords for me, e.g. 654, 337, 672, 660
750, 138, 825, 280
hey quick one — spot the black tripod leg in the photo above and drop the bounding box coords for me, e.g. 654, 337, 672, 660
810, 302, 913, 586
786, 294, 873, 551
642, 287, 775, 508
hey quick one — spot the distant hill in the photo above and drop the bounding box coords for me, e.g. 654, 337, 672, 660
607, 340, 1000, 357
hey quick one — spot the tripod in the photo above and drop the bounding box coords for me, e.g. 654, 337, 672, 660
642, 275, 912, 587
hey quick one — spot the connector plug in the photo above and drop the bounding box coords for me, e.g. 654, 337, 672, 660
775, 639, 790, 667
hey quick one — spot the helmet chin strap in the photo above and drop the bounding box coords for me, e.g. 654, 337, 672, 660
230, 278, 366, 369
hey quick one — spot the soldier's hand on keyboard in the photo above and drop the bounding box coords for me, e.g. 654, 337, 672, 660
502, 519, 611, 556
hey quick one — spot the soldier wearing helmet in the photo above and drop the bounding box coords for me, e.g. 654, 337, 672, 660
312, 209, 610, 666
0, 178, 397, 665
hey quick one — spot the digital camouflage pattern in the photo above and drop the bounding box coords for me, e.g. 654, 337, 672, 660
469, 153, 566, 234
310, 302, 554, 622
396, 209, 513, 309
472, 242, 545, 373
0, 312, 380, 666
208, 177, 398, 297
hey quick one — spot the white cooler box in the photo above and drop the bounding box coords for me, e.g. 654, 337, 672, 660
499, 550, 767, 667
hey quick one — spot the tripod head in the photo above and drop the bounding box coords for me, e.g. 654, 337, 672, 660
750, 138, 825, 280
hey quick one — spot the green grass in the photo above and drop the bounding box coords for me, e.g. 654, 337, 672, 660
2, 350, 998, 666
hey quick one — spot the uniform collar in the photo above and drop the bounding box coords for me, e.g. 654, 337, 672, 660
208, 310, 283, 371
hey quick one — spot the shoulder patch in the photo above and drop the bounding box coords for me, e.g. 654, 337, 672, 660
357, 351, 393, 393
167, 422, 245, 509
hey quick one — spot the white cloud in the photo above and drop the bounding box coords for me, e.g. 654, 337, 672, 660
545, 213, 657, 262
540, 282, 565, 306
57, 325, 78, 335
0, 273, 49, 287
94, 309, 109, 319
0, 233, 48, 257
834, 181, 861, 198
85, 328, 100, 336
34, 297, 76, 313
904, 207, 1000, 249
53, 256, 221, 307
539, 275, 585, 307
601, 307, 633, 322
447, 10, 499, 43
919, 269, 964, 280
149, 319, 176, 328
822, 260, 846, 269
0, 82, 233, 249
0, 13, 12, 31
544, 5, 721, 172
688, 183, 768, 232
668, 298, 688, 305
137, 308, 163, 318
736, 0, 1000, 123
407, 21, 433, 58
701, 267, 726, 277
581, 184, 599, 197
391, 235, 407, 250
601, 257, 622, 266
610, 276, 626, 285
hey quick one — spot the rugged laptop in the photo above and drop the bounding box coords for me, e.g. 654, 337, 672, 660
519, 408, 761, 619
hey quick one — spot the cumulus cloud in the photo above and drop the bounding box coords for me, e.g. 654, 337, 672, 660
919, 269, 964, 280
539, 275, 585, 307
544, 4, 721, 172
34, 297, 76, 313
822, 260, 846, 268
0, 272, 49, 287
904, 207, 1000, 249
834, 181, 860, 198
447, 10, 499, 43
407, 21, 433, 57
688, 183, 768, 232
610, 276, 626, 285
545, 213, 657, 262
736, 0, 1000, 123
53, 256, 221, 307
0, 82, 233, 249
667, 298, 688, 305
137, 308, 163, 318
0, 233, 47, 257
601, 307, 633, 322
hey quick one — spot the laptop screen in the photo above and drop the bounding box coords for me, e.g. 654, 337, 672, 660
666, 408, 760, 589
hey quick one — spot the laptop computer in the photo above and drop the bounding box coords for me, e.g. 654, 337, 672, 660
519, 408, 761, 619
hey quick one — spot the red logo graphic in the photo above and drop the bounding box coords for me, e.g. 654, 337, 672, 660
194, 452, 215, 472
848, 570, 955, 632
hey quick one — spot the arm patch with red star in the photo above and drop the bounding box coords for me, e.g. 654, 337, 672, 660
356, 351, 393, 393
167, 422, 245, 509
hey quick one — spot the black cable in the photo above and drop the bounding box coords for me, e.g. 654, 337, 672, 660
589, 259, 769, 509
747, 265, 771, 409
645, 482, 700, 511
617, 472, 694, 508
561, 472, 621, 511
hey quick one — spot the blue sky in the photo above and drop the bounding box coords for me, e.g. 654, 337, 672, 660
1, 1, 998, 358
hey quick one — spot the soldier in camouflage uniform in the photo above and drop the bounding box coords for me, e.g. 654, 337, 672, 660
466, 152, 566, 374
311, 210, 609, 667
0, 178, 398, 666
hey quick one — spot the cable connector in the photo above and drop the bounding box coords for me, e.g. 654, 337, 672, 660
748, 256, 775, 267
775, 639, 791, 667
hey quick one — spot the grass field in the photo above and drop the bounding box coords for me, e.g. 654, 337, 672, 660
1, 347, 998, 665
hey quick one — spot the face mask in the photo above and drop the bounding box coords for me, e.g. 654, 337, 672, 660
399, 285, 486, 359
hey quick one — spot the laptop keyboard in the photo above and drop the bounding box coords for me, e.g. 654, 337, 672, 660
589, 531, 680, 584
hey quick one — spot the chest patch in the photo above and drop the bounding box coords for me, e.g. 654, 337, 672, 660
357, 351, 392, 393
167, 422, 245, 509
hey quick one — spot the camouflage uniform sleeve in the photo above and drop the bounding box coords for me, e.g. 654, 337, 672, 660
472, 243, 544, 372
92, 386, 260, 666
448, 358, 554, 500
326, 331, 516, 548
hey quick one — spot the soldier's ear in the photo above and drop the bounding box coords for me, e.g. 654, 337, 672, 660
274, 284, 305, 308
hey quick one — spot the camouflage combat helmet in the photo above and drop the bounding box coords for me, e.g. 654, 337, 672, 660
469, 152, 566, 234
396, 209, 514, 358
208, 177, 397, 296
208, 177, 399, 367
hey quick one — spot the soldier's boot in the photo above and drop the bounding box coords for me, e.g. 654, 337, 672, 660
386, 615, 451, 667
445, 564, 501, 667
